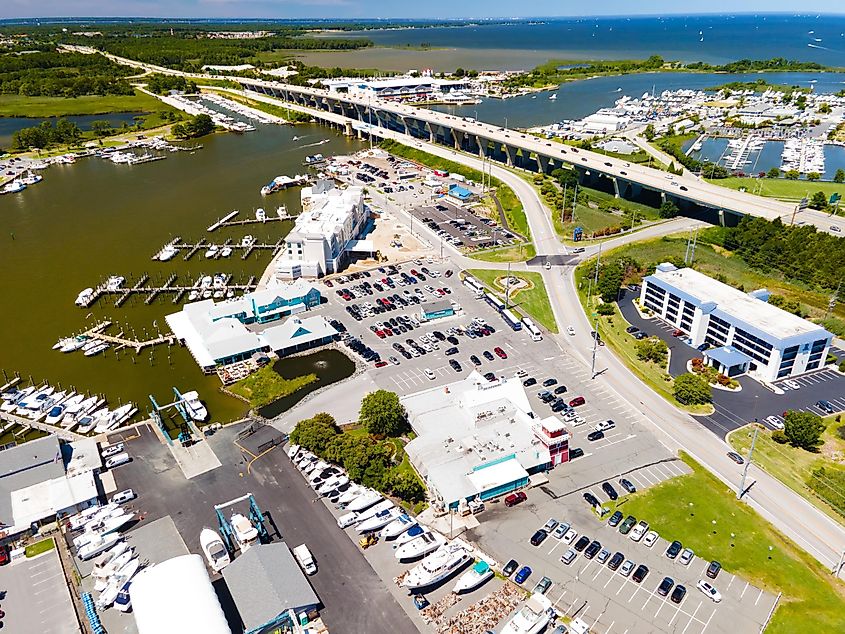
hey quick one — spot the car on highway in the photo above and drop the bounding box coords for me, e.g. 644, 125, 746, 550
587, 430, 604, 442
574, 536, 591, 552
658, 576, 675, 597
584, 540, 602, 559
562, 528, 578, 544
619, 515, 637, 535
567, 326, 576, 336
503, 559, 519, 576
619, 560, 635, 577
560, 549, 578, 565
671, 584, 687, 604
602, 482, 618, 500
706, 560, 722, 579
608, 511, 623, 527
632, 564, 650, 583
679, 548, 695, 566
697, 580, 722, 602
583, 492, 599, 506
619, 478, 637, 494
514, 566, 532, 584
504, 492, 527, 507
727, 451, 745, 465
643, 531, 659, 548
530, 530, 548, 546
608, 552, 625, 571
666, 540, 683, 559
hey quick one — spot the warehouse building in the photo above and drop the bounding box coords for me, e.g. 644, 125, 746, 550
640, 263, 833, 382
419, 299, 455, 321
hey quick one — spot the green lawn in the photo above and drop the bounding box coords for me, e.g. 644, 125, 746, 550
0, 90, 174, 117
229, 366, 317, 408
468, 269, 558, 333
469, 242, 536, 263
616, 453, 845, 634
25, 537, 55, 558
709, 176, 845, 203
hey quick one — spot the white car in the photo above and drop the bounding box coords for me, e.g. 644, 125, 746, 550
560, 549, 577, 565
567, 326, 576, 336
697, 580, 722, 602
765, 415, 784, 430
424, 368, 436, 380
629, 521, 649, 541
111, 489, 136, 504
679, 548, 695, 566
101, 443, 124, 459
619, 560, 635, 577
783, 379, 801, 390
831, 225, 842, 233
642, 531, 659, 548
562, 528, 578, 544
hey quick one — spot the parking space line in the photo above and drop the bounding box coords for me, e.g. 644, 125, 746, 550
653, 595, 668, 619
591, 563, 607, 581
682, 601, 702, 634
725, 574, 735, 592
552, 588, 568, 608
667, 598, 686, 626
628, 582, 643, 603
548, 539, 564, 556
755, 587, 764, 605
616, 577, 631, 595
700, 607, 716, 634
641, 586, 656, 611
740, 580, 749, 599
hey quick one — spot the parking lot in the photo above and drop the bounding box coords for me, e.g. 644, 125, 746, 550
410, 200, 522, 251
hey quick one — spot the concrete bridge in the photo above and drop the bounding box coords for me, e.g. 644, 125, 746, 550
237, 78, 800, 228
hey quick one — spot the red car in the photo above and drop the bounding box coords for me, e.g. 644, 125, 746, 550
324, 279, 334, 287
672, 329, 684, 337
569, 396, 586, 407
0, 544, 9, 565
375, 330, 386, 339
374, 361, 388, 368
504, 491, 528, 507
494, 347, 507, 359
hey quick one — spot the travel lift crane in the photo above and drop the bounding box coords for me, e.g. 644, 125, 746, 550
214, 493, 269, 555
148, 387, 202, 445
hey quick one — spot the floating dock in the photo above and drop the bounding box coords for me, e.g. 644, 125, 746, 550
150, 238, 284, 262
75, 275, 260, 309
207, 210, 240, 232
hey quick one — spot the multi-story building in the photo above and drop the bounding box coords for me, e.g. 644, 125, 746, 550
276, 182, 368, 279
640, 263, 832, 382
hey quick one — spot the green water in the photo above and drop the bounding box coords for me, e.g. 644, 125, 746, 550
0, 124, 364, 425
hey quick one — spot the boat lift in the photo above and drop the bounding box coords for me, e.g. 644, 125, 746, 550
148, 387, 202, 445
214, 492, 269, 555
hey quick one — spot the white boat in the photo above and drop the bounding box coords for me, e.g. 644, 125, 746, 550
1, 180, 26, 194
346, 489, 382, 512
84, 342, 110, 357
94, 549, 135, 589
256, 208, 267, 221
549, 94, 557, 100
336, 485, 362, 506
92, 542, 131, 576
200, 527, 231, 573
241, 235, 255, 247
380, 514, 417, 540
355, 499, 393, 524
68, 395, 99, 417
317, 474, 349, 495
77, 533, 122, 560
395, 524, 425, 546
287, 444, 301, 459
105, 275, 125, 291
45, 403, 68, 425
181, 390, 208, 422
220, 246, 233, 258
98, 558, 140, 609
158, 244, 179, 261
77, 407, 108, 434
75, 512, 134, 546
231, 513, 259, 552
75, 288, 95, 306
95, 403, 136, 433
357, 508, 401, 533
205, 245, 219, 258
453, 560, 494, 593
61, 336, 89, 352
500, 593, 553, 634
17, 385, 54, 413
395, 530, 446, 561
402, 543, 472, 589
67, 505, 108, 531
60, 393, 86, 415
114, 580, 134, 612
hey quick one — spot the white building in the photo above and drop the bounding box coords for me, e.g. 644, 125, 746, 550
402, 371, 569, 509
640, 263, 832, 382
276, 182, 369, 279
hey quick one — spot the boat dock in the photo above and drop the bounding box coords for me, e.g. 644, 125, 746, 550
151, 238, 285, 262
75, 274, 260, 309
207, 210, 240, 232
0, 409, 86, 442
217, 214, 296, 228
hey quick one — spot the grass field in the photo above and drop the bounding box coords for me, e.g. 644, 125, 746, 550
0, 91, 174, 118
25, 537, 55, 558
728, 417, 845, 527
615, 453, 845, 634
709, 176, 845, 202
469, 242, 536, 263
468, 269, 558, 333
229, 366, 317, 408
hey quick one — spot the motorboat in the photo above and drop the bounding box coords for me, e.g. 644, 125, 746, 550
380, 514, 417, 540
346, 489, 383, 513
105, 275, 125, 291
220, 246, 233, 258
84, 342, 110, 357
77, 407, 108, 434
307, 462, 331, 483
500, 593, 553, 634
94, 549, 135, 589
200, 527, 231, 573
92, 542, 131, 578
2, 385, 33, 402
336, 485, 363, 506
75, 288, 95, 306
205, 244, 220, 259
67, 505, 108, 531
59, 393, 85, 415
231, 513, 259, 552
61, 336, 90, 352
453, 560, 494, 594
1, 180, 26, 194
355, 499, 393, 524
317, 474, 349, 496
287, 444, 301, 459
357, 508, 401, 533
182, 390, 208, 422
395, 530, 446, 561
256, 208, 267, 221
35, 390, 68, 416
395, 524, 425, 546
97, 558, 140, 609
45, 403, 68, 426
77, 533, 122, 560
17, 385, 54, 414
188, 290, 200, 301
95, 403, 134, 433
241, 235, 255, 247
114, 580, 133, 612
158, 244, 179, 261
402, 543, 472, 589
75, 512, 135, 546
67, 395, 99, 418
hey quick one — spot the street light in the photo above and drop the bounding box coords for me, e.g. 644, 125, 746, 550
504, 117, 508, 130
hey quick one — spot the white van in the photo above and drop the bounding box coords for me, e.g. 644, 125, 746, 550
104, 452, 130, 469
337, 511, 359, 529
293, 544, 317, 575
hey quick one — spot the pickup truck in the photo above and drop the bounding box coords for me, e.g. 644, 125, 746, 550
293, 544, 317, 575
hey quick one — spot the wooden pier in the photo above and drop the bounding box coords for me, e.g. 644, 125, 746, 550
207, 209, 239, 232
76, 274, 260, 309
79, 320, 176, 353
0, 409, 85, 441
215, 213, 296, 229
151, 238, 283, 262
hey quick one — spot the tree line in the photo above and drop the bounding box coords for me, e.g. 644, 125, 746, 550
0, 51, 135, 97
146, 74, 198, 94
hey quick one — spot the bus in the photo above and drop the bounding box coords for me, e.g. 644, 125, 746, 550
484, 292, 506, 313
462, 276, 484, 298
501, 309, 523, 331
522, 317, 542, 341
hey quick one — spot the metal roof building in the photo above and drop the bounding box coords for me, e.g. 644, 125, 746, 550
222, 542, 320, 634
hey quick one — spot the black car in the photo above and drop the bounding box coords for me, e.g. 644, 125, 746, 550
483, 372, 496, 381
587, 430, 605, 442
666, 540, 683, 559
470, 355, 481, 366
817, 400, 836, 414
569, 447, 584, 460
608, 511, 623, 527
625, 325, 639, 334
446, 336, 459, 345
584, 540, 602, 559
619, 478, 637, 494
670, 584, 687, 604
445, 347, 459, 356
706, 560, 722, 579
523, 377, 537, 387
503, 559, 519, 576
602, 482, 618, 501
573, 536, 591, 552
449, 359, 463, 372
553, 385, 568, 394
583, 492, 599, 506
432, 331, 446, 341
542, 378, 558, 387
632, 564, 649, 583
633, 332, 649, 340
483, 350, 495, 361
608, 552, 625, 570
530, 530, 548, 546
658, 576, 675, 597
727, 451, 745, 465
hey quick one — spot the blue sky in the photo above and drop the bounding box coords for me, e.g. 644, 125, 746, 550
0, 1, 842, 20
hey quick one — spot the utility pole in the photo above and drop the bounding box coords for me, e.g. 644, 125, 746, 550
572, 183, 578, 224
824, 281, 841, 321
562, 182, 567, 224
834, 549, 845, 578
689, 228, 699, 266
737, 425, 759, 500
505, 261, 512, 309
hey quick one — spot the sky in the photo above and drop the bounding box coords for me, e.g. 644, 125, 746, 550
1, 1, 843, 20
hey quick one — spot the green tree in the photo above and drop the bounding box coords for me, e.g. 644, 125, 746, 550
673, 373, 712, 405
809, 191, 829, 210
818, 102, 831, 114
766, 167, 781, 178
658, 200, 680, 219
597, 263, 624, 303
188, 113, 214, 137
54, 118, 81, 145
289, 412, 339, 454
388, 472, 425, 503
359, 390, 405, 437
785, 170, 800, 180
453, 67, 465, 77
834, 168, 845, 184
643, 124, 656, 141
596, 303, 615, 316
90, 120, 115, 137
807, 172, 821, 182
636, 338, 668, 365
783, 410, 826, 452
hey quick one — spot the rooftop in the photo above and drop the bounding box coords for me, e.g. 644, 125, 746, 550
289, 185, 363, 240
259, 315, 338, 351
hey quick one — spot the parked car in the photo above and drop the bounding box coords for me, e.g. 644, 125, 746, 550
587, 430, 605, 442
643, 531, 659, 548
597, 549, 611, 564
584, 540, 602, 559
553, 385, 568, 394
679, 548, 695, 566
573, 536, 591, 552
706, 560, 722, 579
533, 576, 553, 595
0, 544, 10, 566
560, 549, 578, 565
632, 564, 650, 583
671, 584, 687, 604
553, 522, 570, 539
569, 447, 584, 460
504, 492, 527, 507
542, 378, 558, 387
470, 355, 481, 366
583, 492, 599, 506
543, 519, 559, 532
483, 350, 495, 361
608, 551, 625, 571
619, 478, 637, 494
658, 576, 675, 596
618, 515, 637, 535
562, 528, 578, 544
494, 347, 507, 359
619, 560, 635, 577
666, 540, 683, 559
101, 443, 125, 459
569, 396, 586, 407
530, 530, 548, 546
503, 559, 519, 576
608, 511, 623, 527
111, 489, 137, 504
602, 482, 618, 500
817, 400, 836, 414
625, 325, 639, 334
523, 377, 537, 387
629, 521, 649, 542
514, 566, 532, 584
697, 580, 722, 602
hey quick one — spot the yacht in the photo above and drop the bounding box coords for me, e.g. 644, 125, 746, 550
402, 543, 472, 589
60, 336, 89, 352
453, 560, 494, 594
94, 549, 135, 588
16, 385, 54, 414
84, 342, 110, 357
356, 508, 401, 533
395, 530, 446, 561
45, 403, 69, 426
317, 474, 349, 496
241, 235, 255, 247
92, 542, 131, 578
68, 503, 117, 531
549, 94, 557, 100
114, 581, 134, 612
77, 407, 109, 434
158, 244, 179, 261
395, 523, 425, 545
355, 499, 393, 524
76, 512, 135, 544
75, 288, 95, 306
97, 558, 140, 609
95, 403, 136, 433
220, 246, 233, 258
105, 275, 125, 291
500, 593, 553, 634
205, 244, 220, 259
182, 390, 208, 422
380, 514, 417, 540
336, 485, 362, 506
346, 489, 383, 512
1, 180, 26, 194
231, 513, 259, 552
200, 527, 231, 572
77, 533, 122, 560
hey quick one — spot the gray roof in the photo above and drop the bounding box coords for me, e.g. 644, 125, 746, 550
0, 436, 65, 527
421, 299, 453, 314
222, 542, 319, 631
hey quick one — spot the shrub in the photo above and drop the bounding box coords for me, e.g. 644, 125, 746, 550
716, 374, 732, 386
596, 303, 615, 316
772, 430, 788, 444
839, 360, 845, 374
673, 373, 712, 405
783, 410, 826, 452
